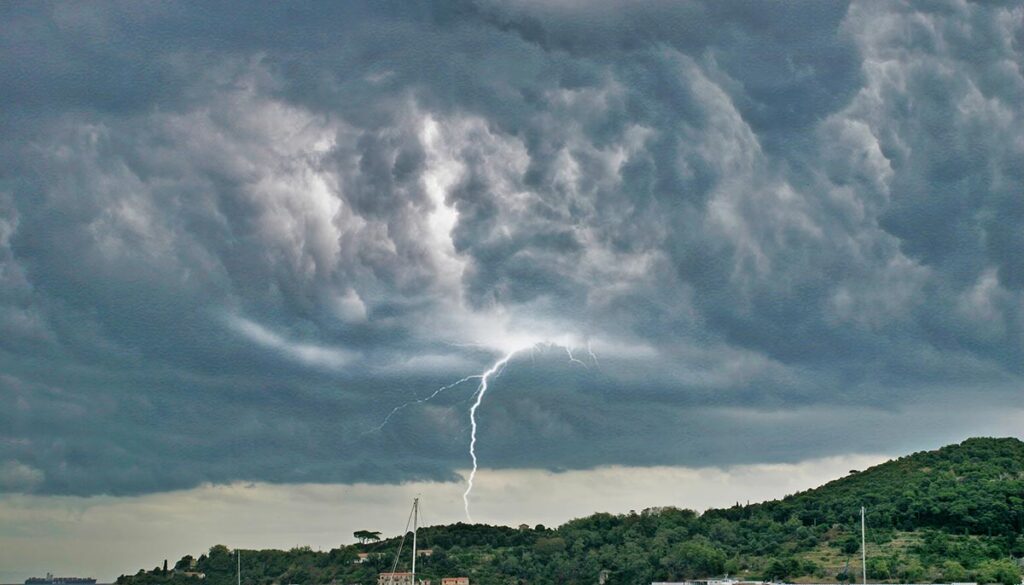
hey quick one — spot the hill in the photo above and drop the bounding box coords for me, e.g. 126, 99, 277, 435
117, 438, 1024, 585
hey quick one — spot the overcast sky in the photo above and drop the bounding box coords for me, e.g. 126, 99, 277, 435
1, 0, 1023, 580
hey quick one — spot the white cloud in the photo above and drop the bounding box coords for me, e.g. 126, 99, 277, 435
0, 461, 43, 493
330, 289, 368, 324
226, 314, 356, 370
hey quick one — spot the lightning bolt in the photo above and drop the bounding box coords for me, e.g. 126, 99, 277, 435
370, 341, 598, 521
563, 346, 587, 368
463, 349, 519, 521
364, 374, 481, 435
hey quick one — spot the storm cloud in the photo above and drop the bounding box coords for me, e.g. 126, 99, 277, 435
1, 0, 1022, 496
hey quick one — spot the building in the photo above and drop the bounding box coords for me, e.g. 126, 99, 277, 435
441, 579, 469, 585
416, 548, 434, 557
378, 574, 412, 585
377, 573, 430, 585
25, 576, 96, 585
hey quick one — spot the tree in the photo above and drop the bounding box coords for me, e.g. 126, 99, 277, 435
839, 535, 860, 555
898, 559, 925, 583
353, 530, 381, 544
534, 536, 567, 555
974, 559, 1021, 585
867, 558, 892, 580
941, 560, 968, 582
661, 538, 726, 580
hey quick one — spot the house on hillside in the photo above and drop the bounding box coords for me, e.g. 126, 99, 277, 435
441, 578, 469, 585
652, 580, 747, 585
377, 572, 430, 585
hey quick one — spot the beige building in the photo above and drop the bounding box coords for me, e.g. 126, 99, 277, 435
377, 573, 431, 585
441, 578, 469, 585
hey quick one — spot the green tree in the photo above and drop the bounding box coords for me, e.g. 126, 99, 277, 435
941, 560, 968, 582
974, 558, 1021, 585
661, 538, 726, 580
898, 559, 925, 583
534, 537, 567, 555
867, 558, 892, 580
353, 530, 381, 544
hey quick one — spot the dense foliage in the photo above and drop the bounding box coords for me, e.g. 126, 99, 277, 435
712, 437, 1024, 536
118, 438, 1024, 585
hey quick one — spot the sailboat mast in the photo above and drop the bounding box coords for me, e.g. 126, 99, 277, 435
411, 498, 419, 584
861, 506, 867, 584
236, 549, 240, 585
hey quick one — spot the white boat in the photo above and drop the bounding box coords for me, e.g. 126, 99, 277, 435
378, 498, 425, 585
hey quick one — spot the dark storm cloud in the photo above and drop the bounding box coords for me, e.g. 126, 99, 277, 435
0, 0, 1021, 495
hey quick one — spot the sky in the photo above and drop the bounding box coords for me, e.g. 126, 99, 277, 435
1, 0, 1023, 581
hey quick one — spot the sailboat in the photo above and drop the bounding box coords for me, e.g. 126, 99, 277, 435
380, 498, 424, 585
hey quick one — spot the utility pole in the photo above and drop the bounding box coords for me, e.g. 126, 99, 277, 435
861, 506, 867, 585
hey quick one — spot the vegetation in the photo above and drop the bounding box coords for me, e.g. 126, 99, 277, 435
353, 531, 382, 544
117, 438, 1024, 585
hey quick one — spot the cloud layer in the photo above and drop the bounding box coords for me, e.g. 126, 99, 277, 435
1, 0, 1022, 496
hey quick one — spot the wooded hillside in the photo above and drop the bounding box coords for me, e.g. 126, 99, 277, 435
118, 438, 1024, 585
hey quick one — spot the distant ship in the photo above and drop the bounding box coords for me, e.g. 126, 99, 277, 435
25, 574, 96, 585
